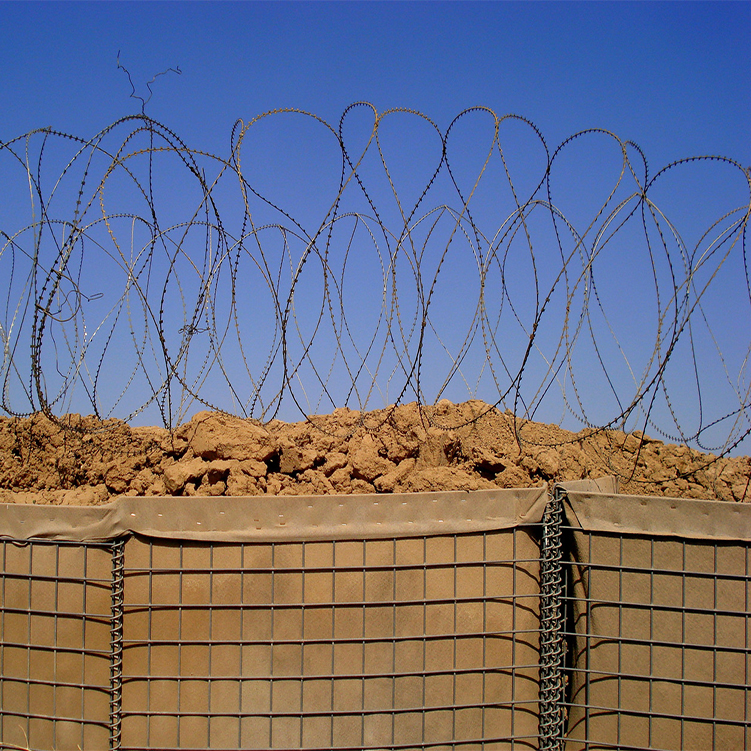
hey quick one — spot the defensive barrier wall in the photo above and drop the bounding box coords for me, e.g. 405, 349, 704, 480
0, 479, 748, 750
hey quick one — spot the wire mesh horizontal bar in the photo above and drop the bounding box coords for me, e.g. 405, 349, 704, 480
122, 699, 541, 719
562, 666, 750, 692
122, 594, 540, 609
0, 537, 115, 549
562, 630, 750, 655
120, 631, 541, 648
0, 638, 114, 655
561, 701, 751, 727
0, 707, 111, 725
123, 562, 542, 575
121, 664, 542, 681
118, 739, 540, 751
563, 559, 750, 582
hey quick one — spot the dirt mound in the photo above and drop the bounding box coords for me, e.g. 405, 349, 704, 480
0, 401, 749, 505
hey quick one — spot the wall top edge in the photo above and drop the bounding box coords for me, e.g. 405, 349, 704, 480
564, 490, 751, 542
0, 487, 548, 543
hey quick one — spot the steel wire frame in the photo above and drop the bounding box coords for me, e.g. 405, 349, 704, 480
0, 526, 546, 750
0, 537, 116, 751
558, 491, 751, 751
115, 527, 542, 750
2, 495, 751, 751
1, 107, 750, 460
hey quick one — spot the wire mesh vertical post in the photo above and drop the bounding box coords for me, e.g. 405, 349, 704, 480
538, 487, 566, 749
109, 536, 127, 750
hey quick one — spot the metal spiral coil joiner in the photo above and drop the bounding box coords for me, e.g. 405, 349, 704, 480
538, 486, 566, 750
109, 536, 127, 750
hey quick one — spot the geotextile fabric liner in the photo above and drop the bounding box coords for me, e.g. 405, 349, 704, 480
1, 487, 548, 750
0, 489, 549, 544
562, 491, 751, 751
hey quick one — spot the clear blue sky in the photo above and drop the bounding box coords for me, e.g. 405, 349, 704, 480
1, 2, 749, 161
1, 1, 748, 161
1, 1, 750, 453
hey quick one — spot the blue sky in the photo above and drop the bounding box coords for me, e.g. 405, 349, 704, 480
2, 2, 749, 161
1, 1, 750, 453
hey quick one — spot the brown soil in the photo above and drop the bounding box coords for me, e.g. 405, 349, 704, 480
1, 400, 749, 505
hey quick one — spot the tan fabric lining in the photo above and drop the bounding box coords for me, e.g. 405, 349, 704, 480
0, 487, 548, 543
565, 490, 751, 542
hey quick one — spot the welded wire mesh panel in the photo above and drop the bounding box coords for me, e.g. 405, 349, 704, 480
119, 527, 542, 750
0, 538, 114, 751
561, 493, 751, 751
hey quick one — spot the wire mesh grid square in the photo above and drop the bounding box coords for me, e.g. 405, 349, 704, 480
561, 528, 750, 751
119, 527, 543, 750
0, 538, 114, 750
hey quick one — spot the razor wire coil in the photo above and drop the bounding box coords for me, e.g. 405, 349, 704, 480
1, 106, 749, 456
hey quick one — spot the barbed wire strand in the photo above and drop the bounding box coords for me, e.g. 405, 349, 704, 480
1, 106, 750, 469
